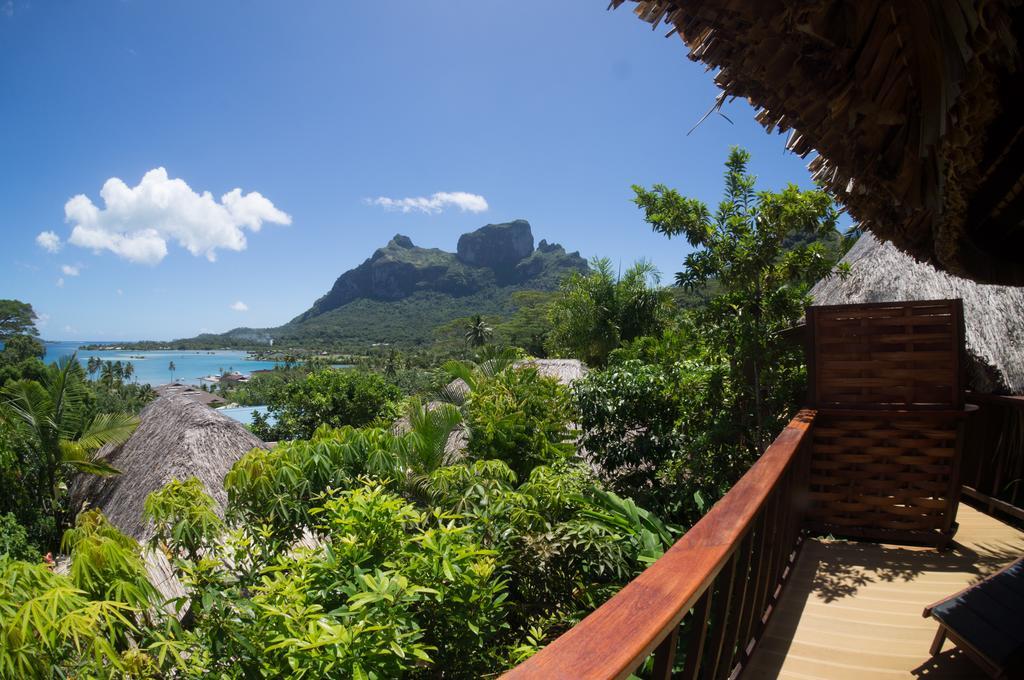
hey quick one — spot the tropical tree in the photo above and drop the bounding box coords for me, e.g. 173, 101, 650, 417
0, 354, 139, 544
465, 314, 493, 348
0, 300, 45, 389
439, 346, 520, 405
632, 145, 843, 453
0, 299, 37, 340
123, 362, 135, 384
86, 356, 101, 379
384, 348, 399, 379
546, 258, 673, 366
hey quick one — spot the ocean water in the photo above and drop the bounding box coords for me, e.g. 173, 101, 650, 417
43, 341, 287, 388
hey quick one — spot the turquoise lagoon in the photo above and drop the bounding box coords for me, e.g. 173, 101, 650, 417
43, 341, 286, 388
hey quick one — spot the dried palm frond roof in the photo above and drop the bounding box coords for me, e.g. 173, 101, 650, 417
810, 232, 1024, 394
614, 1, 1024, 285
70, 395, 268, 541
514, 358, 589, 385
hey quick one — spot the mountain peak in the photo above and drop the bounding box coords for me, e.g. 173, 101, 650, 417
456, 220, 534, 272
290, 219, 587, 326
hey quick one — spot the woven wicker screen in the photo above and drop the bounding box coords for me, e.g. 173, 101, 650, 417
807, 300, 964, 410
805, 300, 967, 547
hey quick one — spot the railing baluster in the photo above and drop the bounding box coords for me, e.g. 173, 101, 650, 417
679, 587, 713, 680
651, 624, 680, 680
747, 486, 782, 652
734, 512, 766, 669
715, 530, 754, 680
705, 550, 740, 680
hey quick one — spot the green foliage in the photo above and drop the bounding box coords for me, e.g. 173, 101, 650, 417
465, 313, 493, 348
0, 299, 45, 390
0, 299, 38, 340
633, 146, 841, 453
0, 556, 144, 678
144, 477, 225, 562
251, 368, 401, 441
0, 354, 139, 547
0, 513, 39, 562
573, 359, 684, 511
546, 258, 673, 366
61, 509, 159, 610
464, 365, 575, 480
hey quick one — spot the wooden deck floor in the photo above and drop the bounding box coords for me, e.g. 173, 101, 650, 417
743, 504, 1024, 679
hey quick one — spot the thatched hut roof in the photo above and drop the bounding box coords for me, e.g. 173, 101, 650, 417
514, 358, 589, 385
71, 395, 268, 541
615, 1, 1024, 285
810, 232, 1024, 394
154, 382, 227, 407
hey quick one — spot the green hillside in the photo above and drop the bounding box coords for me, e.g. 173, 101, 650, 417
189, 220, 588, 350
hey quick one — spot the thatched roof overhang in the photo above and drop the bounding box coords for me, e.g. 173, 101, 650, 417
614, 1, 1024, 285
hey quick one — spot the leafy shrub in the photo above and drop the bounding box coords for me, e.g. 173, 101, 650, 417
0, 513, 39, 562
144, 477, 224, 562
574, 359, 683, 504
464, 366, 574, 480
252, 368, 401, 441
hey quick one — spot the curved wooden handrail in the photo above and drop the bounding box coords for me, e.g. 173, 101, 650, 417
503, 409, 816, 680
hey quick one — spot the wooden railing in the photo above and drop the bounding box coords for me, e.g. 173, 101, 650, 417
962, 393, 1024, 522
503, 409, 816, 680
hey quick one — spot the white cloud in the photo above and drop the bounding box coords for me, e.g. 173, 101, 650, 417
116, 288, 124, 296
61, 264, 80, 276
56, 277, 64, 288
36, 230, 61, 253
64, 167, 291, 265
36, 313, 50, 328
367, 191, 488, 215
230, 300, 249, 312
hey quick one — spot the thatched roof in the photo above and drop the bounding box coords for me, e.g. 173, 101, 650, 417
71, 395, 268, 541
615, 1, 1024, 285
514, 358, 589, 385
810, 232, 1024, 394
154, 382, 227, 407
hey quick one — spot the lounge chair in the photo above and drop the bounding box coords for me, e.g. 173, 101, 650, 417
922, 556, 1024, 678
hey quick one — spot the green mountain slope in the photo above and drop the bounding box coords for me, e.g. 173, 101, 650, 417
207, 220, 588, 349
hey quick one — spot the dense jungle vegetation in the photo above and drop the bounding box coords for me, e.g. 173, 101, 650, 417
0, 149, 849, 677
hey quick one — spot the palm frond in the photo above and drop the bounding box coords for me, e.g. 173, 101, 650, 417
0, 379, 55, 437
75, 412, 140, 454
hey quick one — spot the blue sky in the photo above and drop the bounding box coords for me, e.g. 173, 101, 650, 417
1, 1, 823, 341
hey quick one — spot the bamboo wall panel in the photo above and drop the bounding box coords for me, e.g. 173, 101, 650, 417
808, 300, 964, 410
806, 300, 967, 547
807, 411, 963, 546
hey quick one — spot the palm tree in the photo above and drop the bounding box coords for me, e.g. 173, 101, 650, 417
396, 399, 464, 501
123, 362, 135, 384
86, 356, 101, 380
439, 346, 518, 405
168, 361, 177, 382
465, 314, 493, 348
384, 348, 399, 379
0, 353, 138, 542
99, 361, 116, 387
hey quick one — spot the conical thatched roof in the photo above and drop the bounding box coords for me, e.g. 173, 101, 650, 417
810, 232, 1024, 394
71, 395, 269, 541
